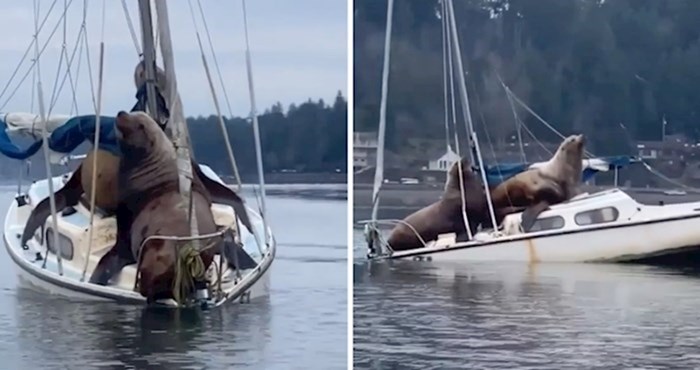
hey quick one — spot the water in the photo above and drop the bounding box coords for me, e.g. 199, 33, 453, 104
0, 185, 347, 369
353, 229, 700, 369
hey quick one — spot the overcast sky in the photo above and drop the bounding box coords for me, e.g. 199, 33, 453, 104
0, 0, 347, 118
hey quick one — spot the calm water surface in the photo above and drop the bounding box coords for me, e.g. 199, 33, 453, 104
353, 229, 700, 369
0, 184, 347, 369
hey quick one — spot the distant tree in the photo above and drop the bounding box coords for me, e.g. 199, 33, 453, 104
354, 0, 700, 156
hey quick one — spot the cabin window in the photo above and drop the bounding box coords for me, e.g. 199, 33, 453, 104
45, 228, 74, 261
574, 207, 619, 226
528, 216, 565, 232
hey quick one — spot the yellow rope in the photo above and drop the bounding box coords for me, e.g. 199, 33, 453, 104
172, 242, 206, 306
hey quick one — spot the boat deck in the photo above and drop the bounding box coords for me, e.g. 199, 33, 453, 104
4, 165, 273, 306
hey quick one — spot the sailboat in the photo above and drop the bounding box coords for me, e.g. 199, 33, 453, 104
1, 0, 275, 308
361, 0, 700, 264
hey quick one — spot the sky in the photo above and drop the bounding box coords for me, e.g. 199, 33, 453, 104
0, 0, 347, 118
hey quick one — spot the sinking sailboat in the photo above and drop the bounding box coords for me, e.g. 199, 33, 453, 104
360, 0, 700, 264
2, 0, 275, 308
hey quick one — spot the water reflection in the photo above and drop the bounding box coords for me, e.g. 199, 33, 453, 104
12, 287, 273, 368
354, 260, 700, 369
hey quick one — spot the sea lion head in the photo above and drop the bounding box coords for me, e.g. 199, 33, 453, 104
114, 110, 174, 159
559, 134, 585, 156
136, 238, 178, 301
133, 60, 168, 92
444, 156, 484, 196
552, 133, 585, 185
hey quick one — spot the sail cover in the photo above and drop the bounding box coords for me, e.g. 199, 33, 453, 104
482, 156, 636, 187
0, 112, 119, 160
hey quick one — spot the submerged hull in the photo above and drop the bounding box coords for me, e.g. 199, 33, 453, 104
372, 189, 700, 264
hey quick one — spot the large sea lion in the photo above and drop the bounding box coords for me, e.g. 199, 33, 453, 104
384, 157, 492, 251
19, 148, 120, 247
88, 111, 253, 302
490, 134, 585, 232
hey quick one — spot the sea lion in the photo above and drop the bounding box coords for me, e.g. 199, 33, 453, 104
384, 157, 491, 251
81, 148, 120, 212
490, 134, 585, 232
87, 111, 252, 303
19, 148, 120, 247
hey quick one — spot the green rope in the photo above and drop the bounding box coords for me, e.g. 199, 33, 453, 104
172, 242, 206, 306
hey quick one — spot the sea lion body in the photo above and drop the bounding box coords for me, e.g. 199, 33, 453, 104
491, 134, 585, 231
88, 111, 252, 302
385, 157, 491, 251
80, 148, 120, 212
19, 148, 119, 248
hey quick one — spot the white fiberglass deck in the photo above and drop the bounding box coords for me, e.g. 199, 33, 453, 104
3, 164, 274, 305
381, 188, 700, 263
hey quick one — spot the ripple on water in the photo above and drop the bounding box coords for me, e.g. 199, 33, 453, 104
0, 189, 347, 369
353, 236, 700, 369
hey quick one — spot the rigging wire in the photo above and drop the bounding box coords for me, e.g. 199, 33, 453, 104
33, 0, 64, 275
242, 0, 271, 250
195, 0, 236, 119
0, 0, 59, 104
186, 0, 243, 191
443, 0, 472, 239
0, 0, 75, 111
81, 0, 107, 282
121, 0, 142, 56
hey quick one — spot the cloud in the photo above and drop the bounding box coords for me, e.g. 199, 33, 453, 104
0, 0, 347, 117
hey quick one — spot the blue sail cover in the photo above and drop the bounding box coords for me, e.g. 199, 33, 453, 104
0, 115, 120, 160
482, 155, 636, 187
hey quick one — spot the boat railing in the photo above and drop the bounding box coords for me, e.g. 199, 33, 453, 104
132, 224, 244, 307
356, 218, 429, 258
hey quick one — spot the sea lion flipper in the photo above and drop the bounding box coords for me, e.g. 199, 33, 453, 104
192, 162, 254, 234
20, 167, 84, 247
88, 246, 134, 285
520, 201, 550, 232
89, 207, 135, 285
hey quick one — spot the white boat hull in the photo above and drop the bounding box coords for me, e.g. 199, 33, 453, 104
3, 165, 275, 307
378, 189, 700, 264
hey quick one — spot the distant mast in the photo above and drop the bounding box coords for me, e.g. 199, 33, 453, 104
366, 0, 394, 256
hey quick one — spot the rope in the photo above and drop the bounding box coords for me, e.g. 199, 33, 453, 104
443, 0, 472, 239
497, 75, 527, 162
195, 0, 236, 120
80, 3, 106, 282
48, 23, 85, 115
120, 0, 142, 56
440, 0, 451, 152
640, 161, 700, 192
472, 80, 516, 211
172, 242, 207, 306
133, 229, 226, 306
242, 0, 271, 251
0, 0, 75, 111
46, 0, 68, 117
187, 0, 243, 191
502, 83, 595, 158
0, 0, 58, 104
33, 0, 63, 275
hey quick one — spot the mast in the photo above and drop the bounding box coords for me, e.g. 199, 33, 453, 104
151, 0, 199, 240
367, 0, 394, 253
445, 0, 498, 230
242, 0, 269, 245
136, 0, 162, 128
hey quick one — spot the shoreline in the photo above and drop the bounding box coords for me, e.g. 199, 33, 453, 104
352, 182, 700, 224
